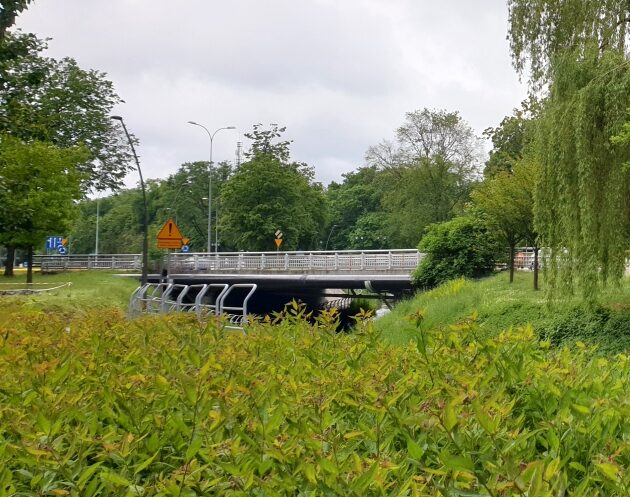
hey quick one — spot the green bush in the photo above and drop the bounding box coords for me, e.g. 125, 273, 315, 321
540, 305, 630, 354
413, 215, 502, 288
0, 306, 628, 495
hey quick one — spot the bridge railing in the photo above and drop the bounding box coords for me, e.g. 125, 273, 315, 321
33, 254, 142, 271
166, 249, 422, 273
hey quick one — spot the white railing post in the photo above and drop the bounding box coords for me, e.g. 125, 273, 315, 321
284, 253, 289, 270
261, 253, 265, 270
334, 252, 339, 270
360, 251, 365, 270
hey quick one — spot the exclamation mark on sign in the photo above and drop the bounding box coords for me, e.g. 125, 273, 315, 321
168, 223, 172, 236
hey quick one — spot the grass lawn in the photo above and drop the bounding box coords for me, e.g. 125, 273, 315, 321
0, 270, 140, 323
377, 271, 630, 353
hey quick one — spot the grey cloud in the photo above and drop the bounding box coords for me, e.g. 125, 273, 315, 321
18, 0, 526, 186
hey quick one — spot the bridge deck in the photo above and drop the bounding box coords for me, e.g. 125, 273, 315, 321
165, 249, 422, 275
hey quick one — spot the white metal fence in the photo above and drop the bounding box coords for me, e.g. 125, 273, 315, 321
166, 249, 422, 273
33, 254, 142, 271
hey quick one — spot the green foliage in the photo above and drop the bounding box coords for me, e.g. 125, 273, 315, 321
220, 128, 327, 251
472, 159, 538, 285
0, 135, 87, 249
412, 216, 502, 288
378, 271, 630, 352
540, 305, 630, 355
0, 0, 32, 38
507, 2, 630, 301
534, 49, 630, 301
0, 30, 132, 191
325, 166, 388, 250
383, 157, 474, 247
483, 102, 536, 177
244, 123, 293, 164
508, 0, 629, 87
366, 108, 483, 247
0, 305, 628, 495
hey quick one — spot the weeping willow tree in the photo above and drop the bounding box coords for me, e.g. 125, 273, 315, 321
508, 0, 630, 300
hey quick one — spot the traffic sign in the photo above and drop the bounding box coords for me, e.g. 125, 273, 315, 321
274, 238, 283, 249
157, 218, 185, 249
45, 236, 64, 250
57, 246, 68, 255
181, 245, 190, 253
275, 230, 283, 239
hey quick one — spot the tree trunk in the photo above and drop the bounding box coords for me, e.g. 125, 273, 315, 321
3, 246, 15, 277
26, 246, 33, 284
509, 244, 515, 283
533, 246, 539, 291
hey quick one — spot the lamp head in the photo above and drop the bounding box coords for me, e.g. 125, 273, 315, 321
188, 121, 199, 125
226, 126, 236, 129
110, 115, 123, 121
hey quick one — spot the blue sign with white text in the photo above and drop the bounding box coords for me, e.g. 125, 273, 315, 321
57, 246, 68, 255
46, 236, 64, 250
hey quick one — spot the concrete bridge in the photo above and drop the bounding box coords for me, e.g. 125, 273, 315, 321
141, 250, 422, 326
35, 249, 423, 326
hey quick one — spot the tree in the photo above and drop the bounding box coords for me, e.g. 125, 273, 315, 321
483, 101, 536, 177
365, 109, 484, 247
507, 1, 630, 300
0, 135, 86, 282
366, 108, 483, 178
219, 126, 327, 251
508, 0, 629, 89
0, 1, 32, 39
0, 11, 133, 273
220, 156, 326, 251
1, 46, 133, 191
382, 156, 475, 247
325, 166, 387, 250
412, 215, 502, 289
472, 160, 538, 287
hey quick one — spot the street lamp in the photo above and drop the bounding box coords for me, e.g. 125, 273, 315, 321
325, 224, 339, 251
110, 115, 148, 286
95, 194, 100, 257
187, 121, 236, 253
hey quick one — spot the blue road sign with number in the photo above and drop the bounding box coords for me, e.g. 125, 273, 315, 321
46, 236, 64, 250
57, 246, 68, 255
181, 245, 190, 253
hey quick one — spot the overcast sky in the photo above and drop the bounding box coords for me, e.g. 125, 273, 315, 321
18, 0, 526, 187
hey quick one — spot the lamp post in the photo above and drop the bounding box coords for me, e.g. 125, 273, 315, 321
187, 122, 236, 253
110, 115, 148, 286
95, 195, 100, 257
325, 224, 339, 251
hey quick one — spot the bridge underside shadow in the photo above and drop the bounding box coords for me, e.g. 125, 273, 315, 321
148, 273, 414, 316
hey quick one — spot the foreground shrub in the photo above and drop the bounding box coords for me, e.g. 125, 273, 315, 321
0, 307, 628, 496
413, 215, 502, 288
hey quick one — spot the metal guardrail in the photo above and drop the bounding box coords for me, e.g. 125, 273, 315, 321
34, 254, 142, 271
128, 282, 257, 330
166, 249, 422, 273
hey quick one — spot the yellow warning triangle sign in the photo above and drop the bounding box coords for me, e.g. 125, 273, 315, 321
157, 218, 183, 240
157, 218, 184, 249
